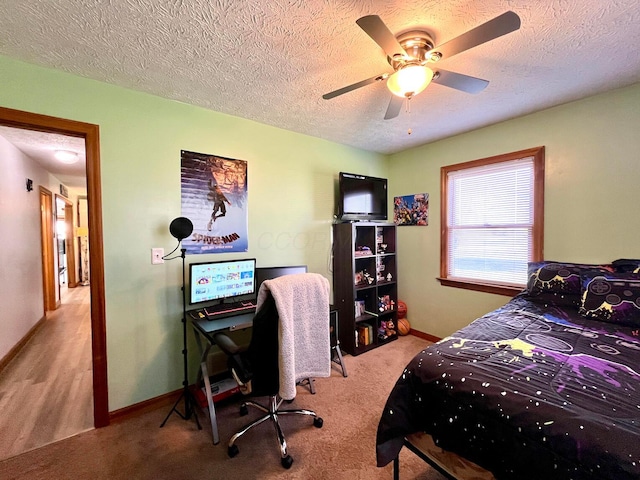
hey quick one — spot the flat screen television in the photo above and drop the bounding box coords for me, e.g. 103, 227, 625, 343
337, 172, 388, 221
189, 258, 256, 305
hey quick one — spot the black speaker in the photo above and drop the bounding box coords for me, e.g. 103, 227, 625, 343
169, 217, 193, 241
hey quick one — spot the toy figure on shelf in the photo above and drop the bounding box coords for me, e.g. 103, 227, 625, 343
377, 258, 386, 282
355, 270, 375, 286
354, 245, 372, 257
378, 320, 396, 339
378, 295, 390, 312
378, 322, 387, 339
386, 273, 392, 282
386, 319, 396, 337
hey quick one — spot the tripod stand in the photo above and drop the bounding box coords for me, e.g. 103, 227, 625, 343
160, 247, 201, 430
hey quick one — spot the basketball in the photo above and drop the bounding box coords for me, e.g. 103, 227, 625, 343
397, 301, 408, 319
397, 317, 411, 336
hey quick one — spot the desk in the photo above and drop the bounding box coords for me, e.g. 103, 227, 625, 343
191, 312, 254, 445
190, 308, 347, 444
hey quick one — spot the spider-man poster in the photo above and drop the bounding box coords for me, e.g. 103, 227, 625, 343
180, 150, 248, 254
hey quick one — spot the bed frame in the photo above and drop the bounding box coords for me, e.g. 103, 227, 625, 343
394, 432, 494, 480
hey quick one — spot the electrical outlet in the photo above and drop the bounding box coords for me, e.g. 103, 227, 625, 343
151, 248, 164, 265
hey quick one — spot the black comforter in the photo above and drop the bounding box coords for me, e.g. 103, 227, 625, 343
376, 294, 640, 479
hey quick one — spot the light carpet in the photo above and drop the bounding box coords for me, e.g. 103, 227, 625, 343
0, 335, 446, 480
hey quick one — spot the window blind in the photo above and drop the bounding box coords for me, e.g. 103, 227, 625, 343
447, 157, 534, 286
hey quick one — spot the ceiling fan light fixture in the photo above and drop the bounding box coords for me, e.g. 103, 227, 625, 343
387, 65, 434, 98
54, 150, 79, 164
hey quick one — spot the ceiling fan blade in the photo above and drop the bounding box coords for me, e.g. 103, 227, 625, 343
384, 96, 404, 120
356, 15, 407, 59
431, 11, 521, 60
322, 73, 389, 100
432, 69, 489, 94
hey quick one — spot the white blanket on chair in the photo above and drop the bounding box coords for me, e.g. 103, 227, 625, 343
256, 272, 331, 400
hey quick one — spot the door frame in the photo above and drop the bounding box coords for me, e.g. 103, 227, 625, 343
39, 187, 57, 313
0, 106, 109, 428
56, 194, 78, 289
60, 197, 78, 288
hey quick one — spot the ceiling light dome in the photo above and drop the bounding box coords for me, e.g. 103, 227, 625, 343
54, 150, 79, 164
387, 65, 434, 98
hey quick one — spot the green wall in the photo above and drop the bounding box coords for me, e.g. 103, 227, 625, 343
389, 82, 640, 339
0, 55, 387, 410
4, 52, 639, 409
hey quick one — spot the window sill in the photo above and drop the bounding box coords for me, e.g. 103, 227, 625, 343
437, 278, 523, 297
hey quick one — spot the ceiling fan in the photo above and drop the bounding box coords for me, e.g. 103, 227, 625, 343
322, 11, 521, 120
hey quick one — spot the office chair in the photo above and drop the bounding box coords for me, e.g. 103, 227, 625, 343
213, 273, 330, 469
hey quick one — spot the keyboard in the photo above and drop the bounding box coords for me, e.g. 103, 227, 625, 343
204, 300, 256, 318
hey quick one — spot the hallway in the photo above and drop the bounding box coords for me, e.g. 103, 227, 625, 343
0, 286, 93, 461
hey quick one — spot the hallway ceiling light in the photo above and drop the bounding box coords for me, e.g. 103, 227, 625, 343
54, 150, 79, 164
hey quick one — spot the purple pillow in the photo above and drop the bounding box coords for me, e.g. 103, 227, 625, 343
612, 259, 640, 274
526, 261, 613, 296
579, 272, 640, 327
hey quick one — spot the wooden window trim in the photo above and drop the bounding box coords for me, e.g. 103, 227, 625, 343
439, 146, 545, 296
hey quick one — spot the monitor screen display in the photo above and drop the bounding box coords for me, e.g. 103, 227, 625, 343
189, 258, 256, 305
255, 265, 307, 293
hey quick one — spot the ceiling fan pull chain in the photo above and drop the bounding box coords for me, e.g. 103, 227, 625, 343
406, 97, 412, 135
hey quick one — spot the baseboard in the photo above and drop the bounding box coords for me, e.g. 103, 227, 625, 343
409, 329, 441, 343
109, 389, 182, 424
0, 314, 47, 374
109, 330, 441, 423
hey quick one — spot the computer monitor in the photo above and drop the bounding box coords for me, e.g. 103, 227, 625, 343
255, 265, 307, 292
189, 258, 256, 305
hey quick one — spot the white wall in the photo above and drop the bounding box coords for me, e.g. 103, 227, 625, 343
0, 135, 48, 359
389, 82, 640, 338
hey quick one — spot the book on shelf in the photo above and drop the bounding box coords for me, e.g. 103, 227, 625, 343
357, 324, 374, 347
357, 325, 367, 346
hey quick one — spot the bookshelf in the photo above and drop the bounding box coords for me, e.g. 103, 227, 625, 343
333, 222, 398, 355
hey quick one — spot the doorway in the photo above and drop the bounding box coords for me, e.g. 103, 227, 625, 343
54, 194, 78, 297
0, 106, 108, 429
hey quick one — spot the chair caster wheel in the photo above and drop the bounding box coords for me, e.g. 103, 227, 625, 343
239, 404, 248, 416
228, 444, 239, 458
281, 455, 293, 469
313, 417, 323, 428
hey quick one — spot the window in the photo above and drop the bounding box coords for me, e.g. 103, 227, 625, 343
440, 147, 545, 296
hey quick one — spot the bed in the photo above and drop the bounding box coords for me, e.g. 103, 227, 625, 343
376, 260, 640, 480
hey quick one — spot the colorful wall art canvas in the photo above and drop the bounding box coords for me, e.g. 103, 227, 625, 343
394, 193, 429, 226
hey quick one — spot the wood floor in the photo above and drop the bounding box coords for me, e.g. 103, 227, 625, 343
0, 285, 93, 461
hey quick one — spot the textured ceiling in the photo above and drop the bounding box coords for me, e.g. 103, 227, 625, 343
0, 126, 86, 189
0, 0, 639, 155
